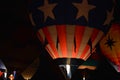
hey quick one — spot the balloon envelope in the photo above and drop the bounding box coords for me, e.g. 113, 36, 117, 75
0, 60, 7, 72
37, 25, 104, 60
21, 58, 39, 80
0, 60, 7, 78
100, 23, 120, 72
29, 0, 115, 60
29, 0, 115, 79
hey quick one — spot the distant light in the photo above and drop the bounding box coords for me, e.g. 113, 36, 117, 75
9, 74, 14, 80
78, 65, 96, 70
83, 76, 85, 80
26, 78, 29, 80
13, 70, 16, 78
22, 73, 31, 80
66, 65, 71, 79
4, 72, 7, 79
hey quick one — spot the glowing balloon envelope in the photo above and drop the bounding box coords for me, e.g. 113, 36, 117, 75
29, 0, 115, 79
100, 23, 120, 72
0, 60, 7, 72
21, 58, 39, 80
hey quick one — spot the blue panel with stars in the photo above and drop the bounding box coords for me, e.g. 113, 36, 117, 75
29, 0, 116, 34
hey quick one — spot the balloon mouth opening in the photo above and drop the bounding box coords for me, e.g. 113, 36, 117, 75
54, 58, 85, 65
54, 58, 85, 79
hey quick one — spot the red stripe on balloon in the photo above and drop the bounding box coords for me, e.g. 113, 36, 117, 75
45, 46, 56, 59
0, 71, 3, 77
42, 27, 59, 58
56, 25, 67, 57
72, 25, 85, 57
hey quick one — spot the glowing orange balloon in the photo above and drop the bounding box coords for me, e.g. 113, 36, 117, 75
100, 23, 120, 72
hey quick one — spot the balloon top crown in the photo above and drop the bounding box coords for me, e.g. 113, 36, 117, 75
29, 0, 116, 33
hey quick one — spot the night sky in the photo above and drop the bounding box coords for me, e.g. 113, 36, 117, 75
0, 0, 120, 80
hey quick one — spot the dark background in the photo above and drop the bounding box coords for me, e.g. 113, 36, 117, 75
0, 0, 120, 80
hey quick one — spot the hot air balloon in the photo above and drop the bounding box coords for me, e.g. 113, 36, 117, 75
77, 59, 97, 80
71, 52, 100, 80
0, 59, 7, 79
21, 57, 39, 80
77, 52, 100, 80
100, 23, 120, 72
28, 0, 115, 79
78, 56, 98, 70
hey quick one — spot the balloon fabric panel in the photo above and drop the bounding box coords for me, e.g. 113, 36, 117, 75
37, 25, 104, 60
100, 24, 120, 66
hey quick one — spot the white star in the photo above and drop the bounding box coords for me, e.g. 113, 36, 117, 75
104, 8, 114, 25
38, 0, 57, 22
73, 0, 96, 21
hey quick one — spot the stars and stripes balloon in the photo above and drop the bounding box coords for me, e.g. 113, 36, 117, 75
29, 0, 115, 79
100, 23, 120, 72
